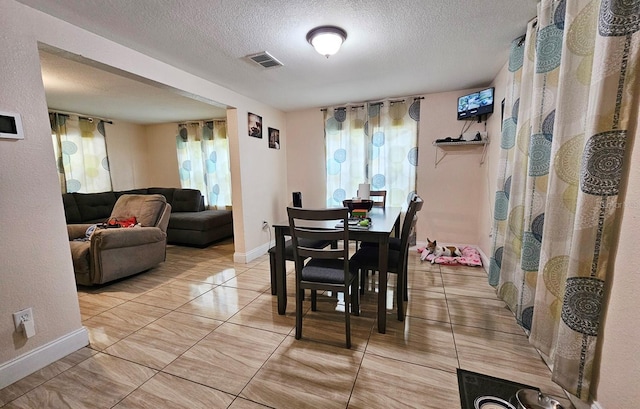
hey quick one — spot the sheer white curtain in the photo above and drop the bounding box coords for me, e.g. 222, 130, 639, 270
324, 99, 420, 207
367, 100, 420, 206
176, 121, 232, 208
325, 106, 368, 206
202, 120, 232, 208
50, 113, 112, 193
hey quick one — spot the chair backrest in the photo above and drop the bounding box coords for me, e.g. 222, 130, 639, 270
292, 192, 302, 208
369, 190, 387, 207
398, 196, 424, 257
287, 207, 350, 268
110, 194, 169, 228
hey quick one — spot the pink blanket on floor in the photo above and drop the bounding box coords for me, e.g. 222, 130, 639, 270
417, 246, 483, 266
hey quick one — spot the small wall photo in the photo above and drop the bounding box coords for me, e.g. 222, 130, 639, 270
268, 127, 280, 149
248, 112, 262, 138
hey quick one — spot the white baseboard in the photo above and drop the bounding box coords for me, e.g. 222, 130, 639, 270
234, 242, 272, 264
476, 246, 490, 275
0, 327, 89, 389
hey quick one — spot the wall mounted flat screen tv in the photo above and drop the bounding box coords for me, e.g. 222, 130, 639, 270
457, 87, 494, 120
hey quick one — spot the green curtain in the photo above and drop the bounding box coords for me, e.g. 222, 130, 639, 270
50, 113, 112, 193
176, 121, 232, 208
324, 99, 420, 207
489, 0, 639, 399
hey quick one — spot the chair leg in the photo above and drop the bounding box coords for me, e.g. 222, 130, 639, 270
311, 290, 317, 311
345, 289, 352, 349
269, 251, 277, 295
351, 281, 360, 316
359, 268, 365, 294
396, 271, 405, 321
295, 286, 303, 340
404, 264, 409, 301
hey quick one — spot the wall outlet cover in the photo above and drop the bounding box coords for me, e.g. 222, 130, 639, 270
13, 307, 33, 330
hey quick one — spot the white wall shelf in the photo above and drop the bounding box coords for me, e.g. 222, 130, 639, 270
432, 138, 489, 167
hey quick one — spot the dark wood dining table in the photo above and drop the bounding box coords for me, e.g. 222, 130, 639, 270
272, 206, 402, 333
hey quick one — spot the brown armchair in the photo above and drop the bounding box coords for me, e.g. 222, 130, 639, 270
68, 194, 171, 286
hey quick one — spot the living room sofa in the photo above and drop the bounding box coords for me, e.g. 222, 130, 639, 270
62, 187, 233, 247
68, 194, 171, 285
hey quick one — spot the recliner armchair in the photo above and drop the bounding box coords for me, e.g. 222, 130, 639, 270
67, 194, 171, 285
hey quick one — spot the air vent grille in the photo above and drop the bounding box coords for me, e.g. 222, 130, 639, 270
247, 51, 283, 69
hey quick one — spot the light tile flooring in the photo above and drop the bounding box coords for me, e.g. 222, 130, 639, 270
1, 239, 575, 408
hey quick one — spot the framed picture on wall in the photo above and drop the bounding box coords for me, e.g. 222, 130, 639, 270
268, 127, 280, 150
248, 112, 262, 138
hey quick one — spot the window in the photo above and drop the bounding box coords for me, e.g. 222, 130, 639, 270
324, 99, 420, 207
50, 113, 112, 193
175, 120, 232, 208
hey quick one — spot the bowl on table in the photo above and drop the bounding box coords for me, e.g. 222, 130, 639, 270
342, 199, 374, 216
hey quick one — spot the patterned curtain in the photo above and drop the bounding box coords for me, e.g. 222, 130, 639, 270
368, 101, 420, 206
325, 99, 420, 207
202, 120, 232, 208
325, 106, 368, 206
50, 113, 112, 193
176, 121, 232, 208
489, 0, 639, 399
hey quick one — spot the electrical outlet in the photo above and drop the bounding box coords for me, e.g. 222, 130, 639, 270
262, 221, 269, 230
13, 307, 33, 331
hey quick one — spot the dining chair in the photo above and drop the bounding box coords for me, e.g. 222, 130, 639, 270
369, 190, 387, 207
350, 195, 423, 321
287, 206, 358, 348
359, 194, 421, 300
268, 194, 333, 295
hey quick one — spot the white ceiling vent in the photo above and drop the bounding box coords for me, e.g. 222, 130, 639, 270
247, 52, 283, 69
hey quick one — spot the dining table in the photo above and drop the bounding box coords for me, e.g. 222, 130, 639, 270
272, 206, 402, 333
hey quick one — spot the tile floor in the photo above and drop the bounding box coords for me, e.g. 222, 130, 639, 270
0, 239, 575, 408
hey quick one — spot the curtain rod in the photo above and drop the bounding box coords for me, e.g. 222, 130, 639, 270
49, 109, 113, 124
177, 119, 224, 126
320, 96, 424, 111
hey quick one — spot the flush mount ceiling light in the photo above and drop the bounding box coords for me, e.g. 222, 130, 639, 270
306, 26, 347, 58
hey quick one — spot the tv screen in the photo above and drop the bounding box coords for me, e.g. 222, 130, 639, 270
457, 87, 494, 120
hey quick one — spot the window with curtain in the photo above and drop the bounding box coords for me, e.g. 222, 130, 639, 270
324, 99, 420, 207
50, 113, 112, 193
175, 120, 232, 208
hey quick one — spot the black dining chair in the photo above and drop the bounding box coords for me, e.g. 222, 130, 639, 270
350, 195, 423, 321
268, 193, 333, 295
287, 206, 358, 348
369, 190, 387, 207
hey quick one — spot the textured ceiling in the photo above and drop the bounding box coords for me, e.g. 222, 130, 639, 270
21, 0, 537, 122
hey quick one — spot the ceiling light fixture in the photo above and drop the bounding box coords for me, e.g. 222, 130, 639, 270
306, 26, 347, 58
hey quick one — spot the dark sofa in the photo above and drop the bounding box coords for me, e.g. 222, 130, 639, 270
62, 187, 233, 247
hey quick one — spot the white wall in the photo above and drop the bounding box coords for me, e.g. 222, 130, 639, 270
106, 121, 148, 190
233, 107, 289, 258
143, 123, 181, 188
416, 90, 496, 246
0, 0, 86, 386
285, 108, 327, 208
